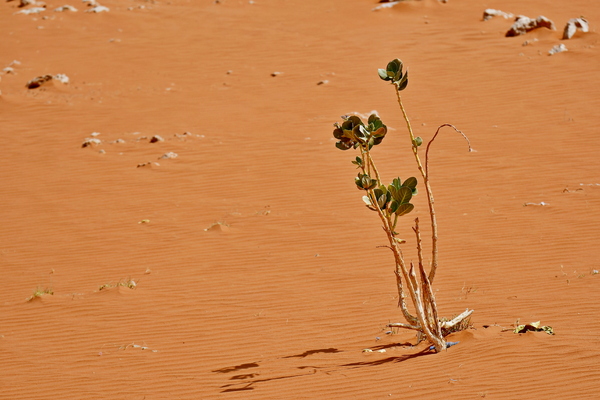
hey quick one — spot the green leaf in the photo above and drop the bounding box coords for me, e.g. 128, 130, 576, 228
386, 59, 403, 82
356, 173, 377, 190
368, 113, 381, 127
351, 156, 363, 167
403, 177, 417, 190
377, 193, 388, 209
335, 141, 351, 150
378, 68, 389, 81
397, 70, 409, 91
413, 136, 423, 147
395, 203, 414, 216
389, 200, 399, 214
392, 177, 402, 190
371, 126, 387, 138
392, 186, 412, 204
354, 125, 368, 142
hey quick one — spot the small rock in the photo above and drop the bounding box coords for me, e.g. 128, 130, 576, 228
483, 9, 513, 21
82, 138, 102, 148
90, 132, 101, 137
137, 161, 160, 168
25, 75, 53, 89
3, 67, 15, 74
506, 15, 555, 37
54, 5, 77, 12
372, 1, 400, 11
53, 74, 69, 84
19, 0, 43, 7
85, 5, 109, 13
159, 152, 178, 159
522, 38, 538, 46
548, 44, 567, 55
14, 7, 46, 15
562, 17, 589, 39
317, 80, 329, 85
111, 139, 126, 144
149, 135, 164, 143
270, 71, 282, 77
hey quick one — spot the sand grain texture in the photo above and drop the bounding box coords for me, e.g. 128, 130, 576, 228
1, 0, 599, 398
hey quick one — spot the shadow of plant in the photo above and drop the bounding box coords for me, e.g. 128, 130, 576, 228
215, 345, 431, 393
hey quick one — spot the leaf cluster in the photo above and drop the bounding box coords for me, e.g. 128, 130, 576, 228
378, 59, 409, 91
363, 177, 417, 218
333, 114, 387, 151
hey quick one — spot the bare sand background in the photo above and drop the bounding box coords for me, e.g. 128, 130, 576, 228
1, 0, 599, 398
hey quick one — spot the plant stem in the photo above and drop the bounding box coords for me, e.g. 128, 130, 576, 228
395, 89, 439, 283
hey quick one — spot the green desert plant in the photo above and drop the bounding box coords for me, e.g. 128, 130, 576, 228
27, 286, 54, 302
333, 58, 473, 352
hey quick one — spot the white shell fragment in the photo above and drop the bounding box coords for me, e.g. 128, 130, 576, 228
483, 9, 514, 21
14, 7, 46, 15
548, 44, 567, 55
506, 15, 556, 37
562, 17, 589, 39
372, 1, 401, 11
85, 5, 109, 13
53, 74, 69, 84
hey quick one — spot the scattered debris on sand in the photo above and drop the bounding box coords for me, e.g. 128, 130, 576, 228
505, 15, 555, 37
548, 44, 568, 55
25, 74, 69, 88
159, 152, 178, 159
149, 135, 164, 143
18, 0, 44, 7
523, 201, 549, 207
82, 137, 102, 148
204, 221, 230, 232
174, 131, 194, 139
14, 7, 46, 15
53, 74, 69, 84
562, 17, 589, 39
85, 5, 109, 13
54, 5, 78, 12
137, 161, 160, 168
3, 60, 21, 75
25, 75, 53, 89
483, 9, 514, 21
522, 38, 538, 46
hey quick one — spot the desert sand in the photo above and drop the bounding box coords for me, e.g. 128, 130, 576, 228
1, 0, 599, 398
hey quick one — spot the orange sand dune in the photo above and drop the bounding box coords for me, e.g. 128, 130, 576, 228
1, 0, 599, 398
